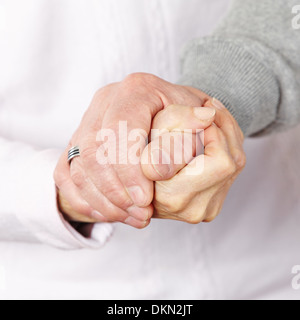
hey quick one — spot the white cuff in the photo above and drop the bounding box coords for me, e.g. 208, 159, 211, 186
14, 149, 114, 249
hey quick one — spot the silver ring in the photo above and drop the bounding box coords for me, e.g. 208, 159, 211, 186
68, 146, 80, 163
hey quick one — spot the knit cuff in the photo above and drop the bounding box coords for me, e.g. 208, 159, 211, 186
179, 37, 281, 137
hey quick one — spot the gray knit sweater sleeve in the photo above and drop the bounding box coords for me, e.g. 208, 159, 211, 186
180, 0, 300, 136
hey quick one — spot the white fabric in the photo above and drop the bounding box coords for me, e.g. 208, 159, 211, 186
0, 0, 299, 299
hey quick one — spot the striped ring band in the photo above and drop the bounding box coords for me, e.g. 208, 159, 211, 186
68, 146, 80, 164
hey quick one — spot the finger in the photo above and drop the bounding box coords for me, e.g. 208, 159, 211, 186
141, 131, 201, 181
124, 216, 152, 229
155, 124, 234, 193
55, 148, 140, 224
182, 124, 235, 184
79, 129, 154, 220
73, 85, 144, 214
60, 167, 151, 227
141, 106, 215, 181
98, 93, 158, 207
202, 182, 232, 223
71, 157, 152, 227
54, 148, 102, 223
70, 157, 153, 223
57, 190, 99, 223
210, 98, 244, 143
205, 98, 246, 169
80, 89, 160, 210
150, 105, 216, 140
58, 197, 152, 230
207, 98, 244, 145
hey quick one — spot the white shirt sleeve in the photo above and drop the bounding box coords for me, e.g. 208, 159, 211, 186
0, 137, 113, 249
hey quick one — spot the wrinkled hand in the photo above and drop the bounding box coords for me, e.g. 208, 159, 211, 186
141, 98, 246, 224
54, 73, 216, 228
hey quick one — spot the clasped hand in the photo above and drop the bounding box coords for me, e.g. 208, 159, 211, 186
54, 74, 246, 228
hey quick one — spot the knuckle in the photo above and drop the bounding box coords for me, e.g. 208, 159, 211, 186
204, 205, 223, 223
70, 170, 85, 189
53, 168, 65, 187
204, 215, 217, 223
81, 146, 97, 166
93, 88, 104, 100
53, 169, 63, 187
217, 154, 236, 177
135, 222, 150, 230
234, 149, 247, 170
105, 185, 133, 209
237, 126, 245, 142
165, 104, 178, 112
81, 145, 96, 160
226, 119, 236, 133
204, 212, 219, 223
123, 73, 158, 88
227, 117, 244, 143
184, 211, 205, 224
163, 105, 184, 123
186, 217, 201, 224
94, 84, 114, 98
107, 207, 128, 223
156, 193, 189, 214
213, 125, 225, 143
71, 201, 92, 217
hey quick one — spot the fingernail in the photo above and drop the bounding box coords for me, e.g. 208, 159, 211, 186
125, 216, 148, 228
127, 186, 145, 206
211, 98, 225, 110
127, 206, 150, 221
151, 149, 171, 177
91, 210, 107, 222
193, 107, 216, 120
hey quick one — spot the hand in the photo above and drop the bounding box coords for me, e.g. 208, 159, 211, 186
54, 73, 216, 228
141, 98, 246, 224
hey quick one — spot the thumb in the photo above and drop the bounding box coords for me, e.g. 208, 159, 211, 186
141, 105, 215, 181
